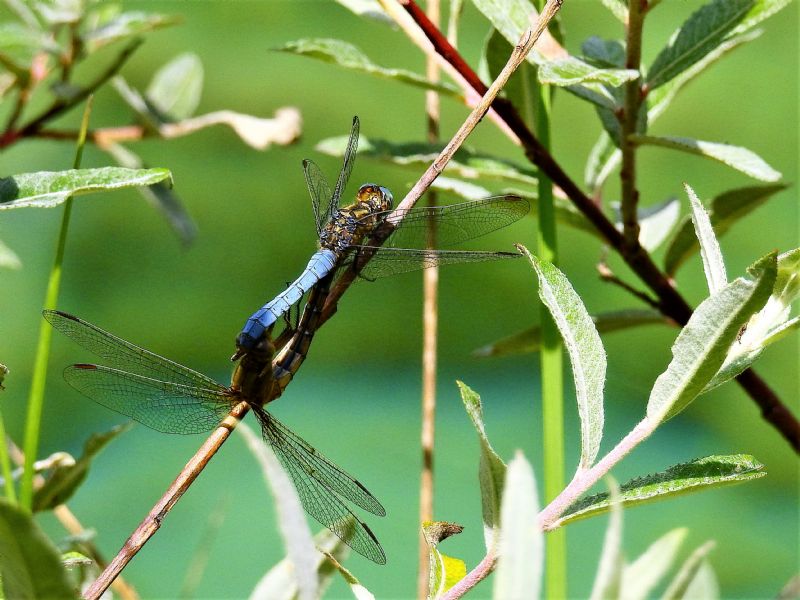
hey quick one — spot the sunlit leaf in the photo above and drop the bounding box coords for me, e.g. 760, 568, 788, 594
146, 53, 203, 120
682, 560, 720, 599
538, 58, 637, 87
663, 184, 786, 276
317, 135, 538, 186
612, 197, 680, 252
103, 143, 196, 245
473, 309, 669, 358
333, 0, 393, 24
34, 0, 82, 25
600, 0, 628, 22
61, 551, 92, 569
704, 247, 799, 391
646, 253, 776, 423
322, 551, 376, 600
458, 381, 506, 551
622, 529, 687, 600
239, 424, 317, 600
275, 39, 461, 99
686, 185, 727, 294
0, 167, 173, 210
661, 541, 716, 600
0, 239, 21, 269
32, 424, 132, 512
633, 135, 781, 182
559, 455, 766, 526
493, 452, 542, 600
520, 248, 605, 468
0, 23, 56, 71
82, 11, 180, 52
732, 0, 794, 35
250, 529, 351, 600
424, 521, 467, 599
0, 499, 75, 599
646, 0, 753, 90
589, 478, 623, 600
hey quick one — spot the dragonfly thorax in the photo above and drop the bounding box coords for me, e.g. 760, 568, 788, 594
318, 183, 393, 253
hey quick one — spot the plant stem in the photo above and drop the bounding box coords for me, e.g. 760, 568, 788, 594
19, 97, 93, 510
0, 410, 16, 502
532, 13, 566, 597
619, 0, 645, 247
417, 1, 440, 597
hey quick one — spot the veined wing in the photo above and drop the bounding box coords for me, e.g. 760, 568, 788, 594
64, 364, 233, 434
253, 405, 386, 564
44, 310, 219, 390
363, 195, 529, 250
352, 247, 522, 280
331, 116, 360, 215
303, 159, 333, 235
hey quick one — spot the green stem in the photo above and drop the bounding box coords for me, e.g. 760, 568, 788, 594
0, 407, 16, 502
19, 97, 93, 510
532, 6, 565, 596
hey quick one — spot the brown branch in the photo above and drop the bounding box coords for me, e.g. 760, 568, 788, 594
82, 402, 249, 600
397, 0, 799, 452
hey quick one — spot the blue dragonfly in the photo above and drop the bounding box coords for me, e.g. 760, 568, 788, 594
236, 116, 529, 352
44, 309, 386, 564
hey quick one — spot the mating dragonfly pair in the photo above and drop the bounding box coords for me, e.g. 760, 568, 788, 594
49, 117, 528, 564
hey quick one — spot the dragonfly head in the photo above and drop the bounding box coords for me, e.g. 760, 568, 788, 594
356, 183, 393, 213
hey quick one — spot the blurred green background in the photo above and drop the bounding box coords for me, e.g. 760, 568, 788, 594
1, 1, 797, 598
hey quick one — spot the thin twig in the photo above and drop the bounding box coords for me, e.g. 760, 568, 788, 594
396, 0, 799, 452
597, 262, 660, 309
417, 1, 440, 596
82, 402, 249, 600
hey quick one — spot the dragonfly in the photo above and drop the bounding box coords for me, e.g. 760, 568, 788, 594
44, 309, 387, 564
236, 116, 529, 352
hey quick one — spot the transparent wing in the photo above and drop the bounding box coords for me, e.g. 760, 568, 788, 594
44, 310, 220, 390
303, 159, 334, 235
64, 364, 233, 434
331, 116, 360, 213
351, 247, 522, 280
362, 195, 529, 250
254, 405, 386, 564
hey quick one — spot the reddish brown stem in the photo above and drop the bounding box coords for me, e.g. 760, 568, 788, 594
399, 0, 799, 453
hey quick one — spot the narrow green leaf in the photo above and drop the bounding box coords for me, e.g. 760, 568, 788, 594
646, 253, 776, 423
0, 23, 55, 70
519, 248, 605, 468
661, 541, 716, 600
633, 135, 781, 182
492, 452, 542, 600
250, 528, 351, 600
0, 499, 76, 599
664, 184, 786, 276
582, 37, 626, 69
538, 58, 637, 87
484, 28, 535, 121
686, 185, 727, 294
82, 11, 180, 52
0, 167, 173, 210
457, 381, 506, 551
0, 239, 21, 269
585, 131, 621, 194
646, 0, 754, 90
589, 478, 623, 600
146, 53, 203, 120
61, 551, 93, 569
317, 135, 538, 186
275, 39, 461, 99
34, 0, 82, 25
473, 309, 668, 358
104, 143, 197, 245
239, 424, 318, 600
559, 455, 766, 526
732, 0, 794, 35
622, 529, 688, 600
32, 424, 131, 512
423, 522, 467, 599
648, 30, 761, 123
703, 247, 799, 391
